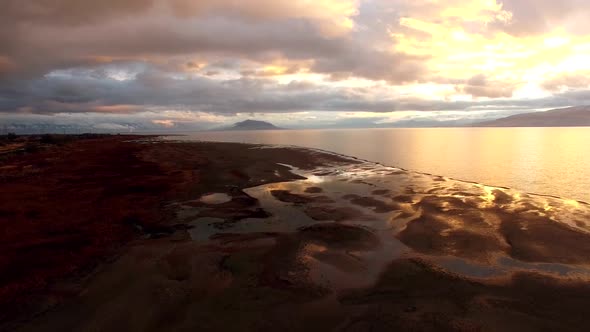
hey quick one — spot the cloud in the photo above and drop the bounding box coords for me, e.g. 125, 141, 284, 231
93, 123, 134, 131
2, 62, 582, 119
168, 0, 359, 36
2, 0, 590, 130
457, 74, 516, 98
0, 0, 361, 79
312, 49, 426, 84
152, 119, 175, 127
0, 56, 16, 75
496, 0, 590, 36
541, 72, 590, 91
1, 0, 154, 26
1, 0, 358, 31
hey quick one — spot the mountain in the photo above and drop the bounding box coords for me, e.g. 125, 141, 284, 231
474, 106, 590, 127
223, 120, 283, 131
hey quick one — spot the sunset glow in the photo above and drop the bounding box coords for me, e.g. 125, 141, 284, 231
2, 0, 590, 131
4, 2, 590, 329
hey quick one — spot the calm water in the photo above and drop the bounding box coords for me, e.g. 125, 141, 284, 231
171, 127, 590, 202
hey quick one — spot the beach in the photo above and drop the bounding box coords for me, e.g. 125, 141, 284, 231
3, 135, 590, 331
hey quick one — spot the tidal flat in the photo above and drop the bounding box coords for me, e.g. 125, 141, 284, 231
2, 135, 590, 331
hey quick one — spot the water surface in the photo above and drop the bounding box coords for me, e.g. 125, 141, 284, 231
173, 154, 590, 285
171, 127, 590, 201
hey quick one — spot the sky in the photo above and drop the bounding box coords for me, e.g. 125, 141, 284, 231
2, 0, 590, 132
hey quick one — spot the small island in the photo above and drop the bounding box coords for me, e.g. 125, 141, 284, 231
222, 119, 283, 131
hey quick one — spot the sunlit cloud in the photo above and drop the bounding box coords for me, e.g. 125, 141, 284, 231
1, 0, 590, 130
152, 119, 176, 128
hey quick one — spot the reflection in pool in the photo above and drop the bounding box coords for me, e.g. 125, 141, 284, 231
175, 150, 590, 291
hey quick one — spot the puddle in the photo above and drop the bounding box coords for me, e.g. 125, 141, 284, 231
199, 193, 232, 204
180, 158, 590, 291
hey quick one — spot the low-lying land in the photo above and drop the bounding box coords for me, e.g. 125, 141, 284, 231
2, 135, 590, 331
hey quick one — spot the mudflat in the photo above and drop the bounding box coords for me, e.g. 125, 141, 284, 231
2, 135, 590, 331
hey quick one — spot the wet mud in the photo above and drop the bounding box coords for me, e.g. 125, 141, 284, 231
4, 137, 590, 331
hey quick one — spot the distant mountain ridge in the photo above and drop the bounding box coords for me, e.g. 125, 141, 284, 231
474, 106, 590, 127
221, 120, 283, 131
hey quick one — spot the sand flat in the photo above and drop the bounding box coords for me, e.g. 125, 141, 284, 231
4, 136, 590, 331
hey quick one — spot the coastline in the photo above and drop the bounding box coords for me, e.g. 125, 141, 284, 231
170, 127, 590, 203
166, 136, 590, 206
3, 135, 590, 331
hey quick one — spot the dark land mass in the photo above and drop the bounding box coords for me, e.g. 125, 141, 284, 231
474, 106, 590, 127
0, 135, 351, 330
221, 119, 283, 131
2, 135, 590, 331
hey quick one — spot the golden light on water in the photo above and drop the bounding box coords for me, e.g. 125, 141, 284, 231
565, 200, 581, 208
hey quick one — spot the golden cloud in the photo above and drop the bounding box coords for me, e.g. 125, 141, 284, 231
390, 0, 590, 100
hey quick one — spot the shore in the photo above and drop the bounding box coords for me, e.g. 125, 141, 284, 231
2, 135, 590, 331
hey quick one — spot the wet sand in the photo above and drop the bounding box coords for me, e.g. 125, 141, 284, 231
3, 136, 590, 331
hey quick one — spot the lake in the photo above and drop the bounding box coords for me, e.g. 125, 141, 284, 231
170, 127, 590, 202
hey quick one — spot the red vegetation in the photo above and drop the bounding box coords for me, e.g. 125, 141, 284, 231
0, 136, 176, 306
